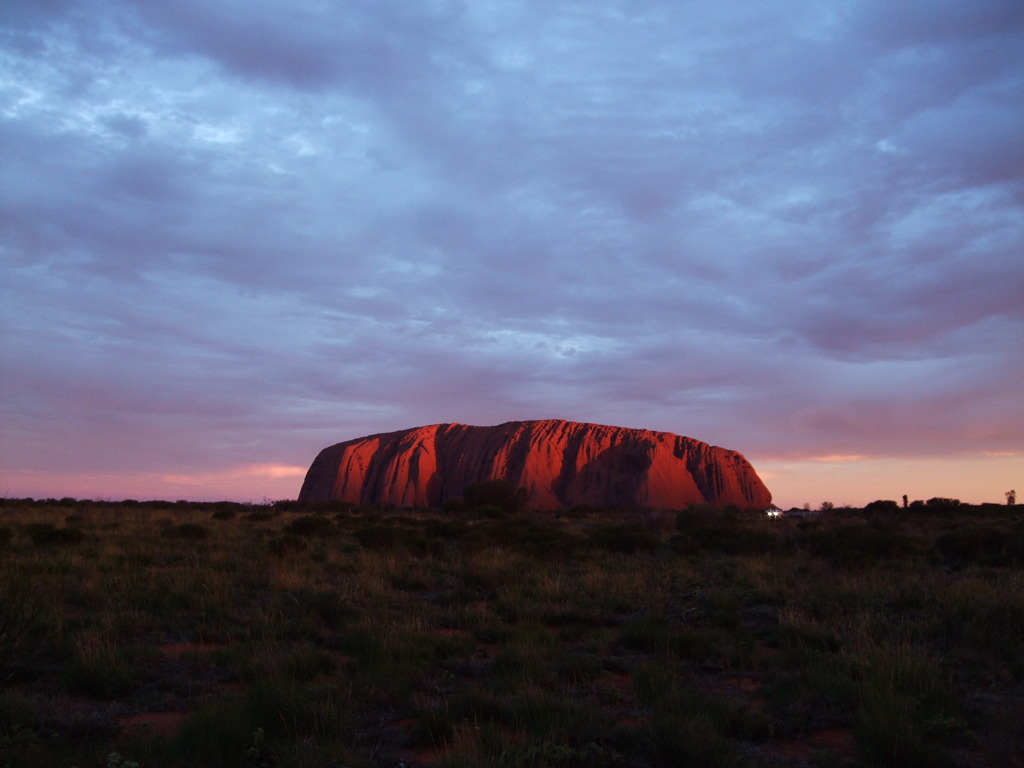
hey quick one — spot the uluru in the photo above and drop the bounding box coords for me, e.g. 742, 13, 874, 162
298, 419, 771, 510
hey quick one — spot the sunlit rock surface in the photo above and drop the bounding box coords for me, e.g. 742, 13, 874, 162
298, 419, 772, 510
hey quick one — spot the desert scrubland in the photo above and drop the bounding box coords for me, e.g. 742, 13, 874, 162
1, 497, 1022, 767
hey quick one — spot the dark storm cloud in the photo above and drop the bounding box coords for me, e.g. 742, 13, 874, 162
1, 0, 1022, 501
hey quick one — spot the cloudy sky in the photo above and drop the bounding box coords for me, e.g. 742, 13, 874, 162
2, 0, 1022, 508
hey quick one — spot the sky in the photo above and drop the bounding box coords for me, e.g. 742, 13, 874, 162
2, 0, 1022, 509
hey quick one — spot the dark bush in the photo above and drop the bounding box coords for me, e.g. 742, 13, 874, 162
471, 503, 507, 519
171, 697, 255, 768
285, 515, 336, 537
469, 518, 577, 557
0, 526, 12, 547
161, 523, 211, 541
933, 526, 1024, 567
271, 499, 306, 513
62, 641, 142, 699
777, 623, 841, 654
801, 525, 914, 566
672, 511, 784, 556
441, 497, 465, 514
0, 570, 50, 662
463, 480, 528, 514
864, 499, 900, 514
207, 501, 244, 515
354, 524, 403, 549
616, 615, 673, 653
26, 523, 84, 547
424, 519, 470, 540
588, 523, 660, 553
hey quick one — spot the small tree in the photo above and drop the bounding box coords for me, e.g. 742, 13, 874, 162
865, 499, 899, 513
820, 501, 834, 512
1008, 490, 1017, 506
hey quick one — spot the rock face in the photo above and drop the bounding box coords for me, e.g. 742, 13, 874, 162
298, 420, 772, 510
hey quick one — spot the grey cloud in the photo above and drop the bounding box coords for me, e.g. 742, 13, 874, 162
1, 0, 1022, 499
129, 0, 474, 93
892, 92, 1024, 186
853, 0, 1024, 48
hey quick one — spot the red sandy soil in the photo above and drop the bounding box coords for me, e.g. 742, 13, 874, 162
114, 641, 233, 740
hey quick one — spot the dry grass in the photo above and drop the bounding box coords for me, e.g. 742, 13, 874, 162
0, 498, 1021, 767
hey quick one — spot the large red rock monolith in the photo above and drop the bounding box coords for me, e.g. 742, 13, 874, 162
298, 419, 771, 510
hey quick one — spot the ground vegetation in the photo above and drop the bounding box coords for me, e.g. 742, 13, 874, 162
1, 496, 1021, 767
